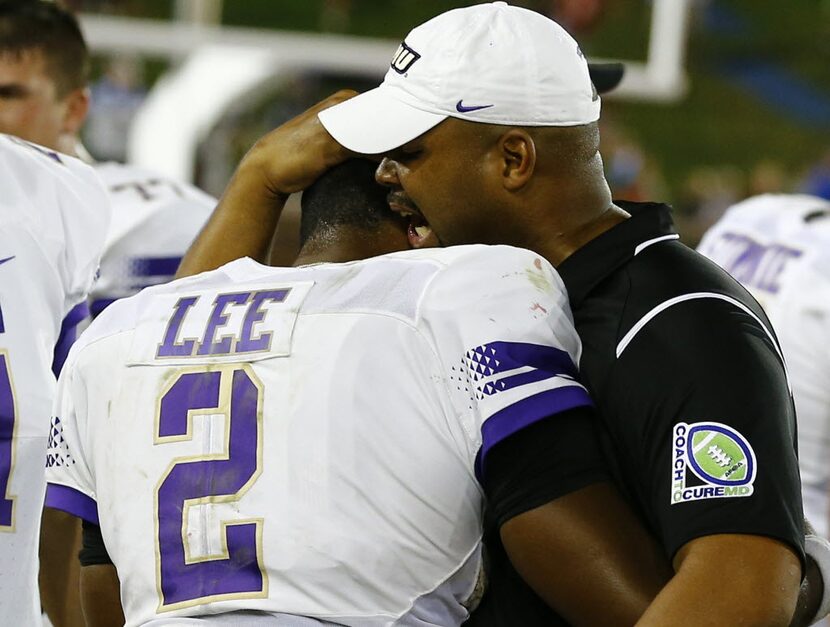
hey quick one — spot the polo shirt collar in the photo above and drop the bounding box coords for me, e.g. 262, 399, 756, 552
557, 201, 677, 308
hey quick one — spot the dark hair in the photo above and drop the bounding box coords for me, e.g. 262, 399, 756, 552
0, 1, 89, 96
300, 159, 393, 246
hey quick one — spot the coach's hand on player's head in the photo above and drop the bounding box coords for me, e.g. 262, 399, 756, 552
177, 91, 363, 278
242, 91, 359, 198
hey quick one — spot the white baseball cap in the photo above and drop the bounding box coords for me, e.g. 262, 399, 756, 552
319, 1, 606, 154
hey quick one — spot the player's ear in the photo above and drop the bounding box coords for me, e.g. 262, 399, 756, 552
61, 87, 90, 136
498, 129, 536, 192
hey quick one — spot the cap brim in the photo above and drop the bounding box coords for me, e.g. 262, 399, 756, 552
318, 87, 447, 154
588, 62, 625, 94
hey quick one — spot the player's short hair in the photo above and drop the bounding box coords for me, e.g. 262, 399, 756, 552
0, 0, 90, 96
300, 159, 394, 246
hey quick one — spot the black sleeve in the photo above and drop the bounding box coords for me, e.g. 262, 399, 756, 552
482, 405, 609, 528
613, 297, 805, 566
80, 519, 113, 567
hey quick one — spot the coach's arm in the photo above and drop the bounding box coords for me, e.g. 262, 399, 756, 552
611, 297, 807, 626
483, 410, 673, 626
635, 534, 801, 626
177, 92, 355, 278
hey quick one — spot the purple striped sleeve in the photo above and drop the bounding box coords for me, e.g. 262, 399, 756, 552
481, 367, 559, 397
90, 298, 117, 319
51, 302, 90, 377
475, 384, 593, 480
45, 483, 99, 525
465, 342, 579, 380
128, 256, 182, 279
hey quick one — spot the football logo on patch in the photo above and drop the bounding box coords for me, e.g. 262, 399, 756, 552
671, 421, 756, 504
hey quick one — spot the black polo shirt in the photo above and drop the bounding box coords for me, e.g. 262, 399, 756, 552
467, 201, 805, 626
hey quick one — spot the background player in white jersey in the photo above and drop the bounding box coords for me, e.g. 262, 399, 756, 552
47, 160, 671, 626
698, 193, 830, 543
0, 134, 109, 626
0, 0, 215, 319
0, 4, 207, 622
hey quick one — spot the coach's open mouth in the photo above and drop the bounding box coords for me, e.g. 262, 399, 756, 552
387, 191, 434, 249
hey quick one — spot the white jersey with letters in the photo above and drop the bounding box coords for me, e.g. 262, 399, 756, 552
45, 245, 591, 627
0, 135, 110, 624
698, 193, 830, 536
90, 162, 214, 316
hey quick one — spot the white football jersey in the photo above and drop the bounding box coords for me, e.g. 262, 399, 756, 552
45, 245, 590, 627
90, 162, 214, 316
0, 134, 110, 624
698, 194, 830, 536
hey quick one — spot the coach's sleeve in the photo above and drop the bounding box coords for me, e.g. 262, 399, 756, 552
44, 350, 99, 525
613, 296, 804, 565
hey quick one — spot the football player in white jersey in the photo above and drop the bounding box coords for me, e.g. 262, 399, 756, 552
46, 159, 670, 626
0, 0, 215, 321
698, 193, 830, 539
0, 3, 208, 622
87, 162, 216, 314
0, 134, 110, 625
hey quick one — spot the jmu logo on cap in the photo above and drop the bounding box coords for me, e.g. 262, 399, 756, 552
390, 42, 421, 75
670, 421, 757, 505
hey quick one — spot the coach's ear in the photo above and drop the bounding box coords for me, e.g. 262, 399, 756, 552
498, 129, 536, 192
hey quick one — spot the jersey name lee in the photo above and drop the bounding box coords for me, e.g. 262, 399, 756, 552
156, 289, 290, 358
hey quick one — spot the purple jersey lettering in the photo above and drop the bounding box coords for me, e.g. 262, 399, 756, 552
156, 289, 291, 360
716, 233, 803, 294
197, 292, 251, 356
156, 297, 199, 358
236, 290, 290, 353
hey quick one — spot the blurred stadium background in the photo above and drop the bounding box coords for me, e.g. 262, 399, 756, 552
68, 0, 830, 247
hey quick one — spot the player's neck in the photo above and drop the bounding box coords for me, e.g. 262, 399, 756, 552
292, 240, 370, 267
293, 227, 408, 267
292, 247, 355, 266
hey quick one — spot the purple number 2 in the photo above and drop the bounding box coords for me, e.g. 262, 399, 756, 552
0, 353, 15, 529
155, 366, 266, 611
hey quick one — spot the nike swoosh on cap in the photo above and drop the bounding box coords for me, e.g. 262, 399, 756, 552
0, 256, 14, 266
456, 101, 494, 113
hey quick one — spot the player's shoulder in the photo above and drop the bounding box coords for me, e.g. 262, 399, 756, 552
716, 193, 830, 232
378, 245, 561, 307
713, 193, 830, 260
0, 136, 109, 255
399, 244, 567, 314
0, 135, 105, 198
726, 193, 830, 215
386, 244, 554, 276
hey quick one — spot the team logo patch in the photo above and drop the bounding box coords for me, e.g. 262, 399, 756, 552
390, 41, 420, 74
671, 421, 756, 504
